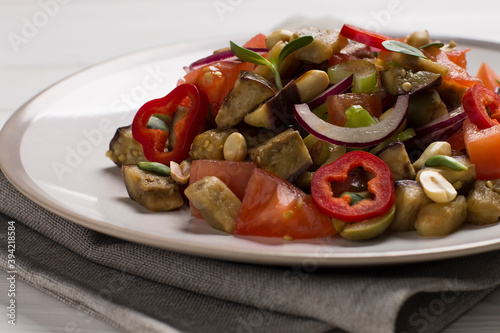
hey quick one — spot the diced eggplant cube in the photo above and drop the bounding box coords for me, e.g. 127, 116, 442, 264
122, 164, 184, 212
184, 176, 242, 233
248, 128, 312, 181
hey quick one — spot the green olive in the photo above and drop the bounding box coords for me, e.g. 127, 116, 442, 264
332, 205, 396, 241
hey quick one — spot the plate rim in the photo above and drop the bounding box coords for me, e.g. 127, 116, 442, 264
1, 36, 500, 267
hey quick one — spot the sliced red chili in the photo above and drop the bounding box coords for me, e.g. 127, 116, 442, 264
462, 84, 500, 130
340, 24, 391, 50
131, 84, 209, 165
311, 151, 394, 223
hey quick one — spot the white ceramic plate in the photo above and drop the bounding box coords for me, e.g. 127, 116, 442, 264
1, 37, 500, 266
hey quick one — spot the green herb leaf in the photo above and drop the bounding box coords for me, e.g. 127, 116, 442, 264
382, 40, 427, 59
230, 36, 314, 91
229, 41, 272, 68
419, 42, 445, 49
276, 35, 313, 65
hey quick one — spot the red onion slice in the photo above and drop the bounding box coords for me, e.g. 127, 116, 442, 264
414, 106, 466, 137
307, 75, 353, 109
294, 94, 409, 147
184, 47, 269, 73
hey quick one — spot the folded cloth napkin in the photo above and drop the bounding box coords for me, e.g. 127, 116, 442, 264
1, 169, 499, 333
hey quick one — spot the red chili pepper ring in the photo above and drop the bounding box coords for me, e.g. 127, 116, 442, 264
311, 151, 395, 223
462, 84, 500, 130
131, 84, 209, 165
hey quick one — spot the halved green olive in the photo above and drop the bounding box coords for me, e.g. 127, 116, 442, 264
332, 205, 395, 240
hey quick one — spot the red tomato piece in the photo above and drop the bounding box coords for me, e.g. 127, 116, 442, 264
311, 151, 394, 223
424, 47, 482, 89
446, 129, 466, 153
243, 33, 267, 48
234, 168, 336, 239
445, 48, 470, 70
463, 119, 500, 180
476, 62, 500, 92
189, 160, 256, 219
179, 61, 255, 115
326, 93, 382, 126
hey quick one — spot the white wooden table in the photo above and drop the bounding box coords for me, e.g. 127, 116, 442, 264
1, 1, 499, 332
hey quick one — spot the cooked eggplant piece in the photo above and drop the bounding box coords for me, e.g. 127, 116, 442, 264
240, 127, 279, 149
391, 180, 432, 231
406, 89, 448, 128
122, 164, 184, 212
390, 52, 449, 76
414, 195, 467, 236
416, 155, 476, 193
248, 128, 312, 181
106, 125, 146, 166
467, 179, 500, 225
376, 142, 416, 181
293, 171, 314, 192
436, 79, 468, 107
215, 71, 277, 129
291, 26, 348, 64
190, 128, 237, 160
380, 67, 442, 95
184, 176, 242, 233
303, 134, 333, 168
244, 80, 301, 131
339, 41, 374, 59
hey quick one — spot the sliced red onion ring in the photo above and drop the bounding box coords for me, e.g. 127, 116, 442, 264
184, 47, 269, 73
294, 94, 409, 147
307, 75, 353, 109
414, 106, 466, 137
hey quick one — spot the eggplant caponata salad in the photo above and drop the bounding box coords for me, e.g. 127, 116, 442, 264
106, 24, 500, 241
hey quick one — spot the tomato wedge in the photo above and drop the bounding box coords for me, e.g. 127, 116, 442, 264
234, 168, 335, 239
189, 160, 256, 219
243, 33, 267, 48
311, 151, 394, 223
445, 48, 470, 70
424, 47, 482, 95
463, 118, 500, 179
476, 62, 500, 92
340, 24, 390, 50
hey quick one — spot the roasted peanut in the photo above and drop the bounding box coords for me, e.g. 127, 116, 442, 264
295, 70, 330, 103
265, 29, 293, 49
254, 41, 295, 81
412, 141, 452, 170
419, 170, 457, 203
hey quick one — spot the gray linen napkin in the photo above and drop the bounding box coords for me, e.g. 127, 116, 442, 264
1, 169, 499, 333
